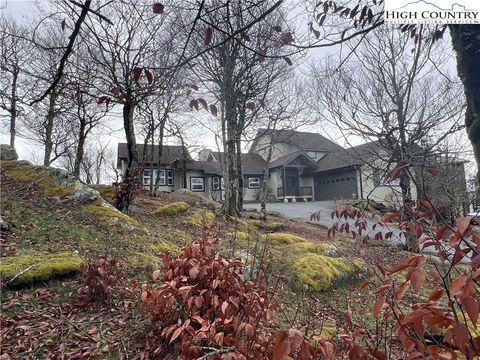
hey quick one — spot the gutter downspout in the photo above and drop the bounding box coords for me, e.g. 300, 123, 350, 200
358, 166, 364, 200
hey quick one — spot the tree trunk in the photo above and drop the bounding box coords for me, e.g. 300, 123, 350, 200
116, 98, 138, 213
236, 106, 246, 211
9, 67, 18, 149
153, 118, 166, 196
43, 91, 57, 166
73, 120, 86, 177
450, 25, 480, 182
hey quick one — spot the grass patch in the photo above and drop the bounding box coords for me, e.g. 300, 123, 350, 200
187, 208, 215, 227
0, 252, 83, 286
156, 202, 190, 216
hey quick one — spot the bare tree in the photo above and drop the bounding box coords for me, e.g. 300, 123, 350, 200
0, 16, 33, 148
310, 27, 465, 205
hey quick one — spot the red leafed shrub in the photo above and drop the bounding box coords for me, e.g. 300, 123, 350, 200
140, 236, 335, 359
76, 256, 126, 308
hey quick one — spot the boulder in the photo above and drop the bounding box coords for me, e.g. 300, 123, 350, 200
0, 145, 18, 161
0, 215, 8, 232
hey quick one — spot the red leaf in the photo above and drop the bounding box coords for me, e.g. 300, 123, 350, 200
198, 98, 208, 110
373, 296, 386, 318
427, 289, 444, 302
259, 99, 266, 108
456, 217, 472, 235
450, 275, 467, 297
258, 50, 266, 63
110, 87, 121, 95
383, 212, 400, 223
169, 327, 183, 344
97, 96, 110, 105
144, 69, 153, 84
190, 84, 199, 91
205, 27, 213, 46
384, 160, 411, 183
240, 32, 251, 42
280, 32, 294, 44
427, 167, 440, 176
409, 268, 426, 293
273, 25, 282, 32
209, 104, 218, 116
272, 333, 291, 360
152, 269, 161, 281
133, 67, 142, 85
395, 282, 409, 300
246, 102, 256, 111
284, 56, 293, 66
189, 99, 199, 111
152, 3, 164, 14
61, 19, 66, 31
463, 297, 479, 326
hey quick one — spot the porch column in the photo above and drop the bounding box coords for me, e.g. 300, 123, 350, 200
282, 165, 288, 202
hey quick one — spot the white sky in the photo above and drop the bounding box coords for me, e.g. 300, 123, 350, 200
0, 0, 476, 182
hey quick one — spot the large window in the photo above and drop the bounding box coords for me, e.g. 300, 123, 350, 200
143, 169, 167, 186
306, 151, 317, 159
212, 177, 220, 191
167, 170, 174, 186
190, 177, 205, 192
248, 177, 260, 189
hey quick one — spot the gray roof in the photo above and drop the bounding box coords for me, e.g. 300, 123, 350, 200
201, 152, 267, 175
117, 143, 192, 166
268, 151, 320, 169
315, 141, 386, 173
251, 129, 343, 153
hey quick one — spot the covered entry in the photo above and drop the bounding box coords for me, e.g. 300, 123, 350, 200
314, 168, 358, 201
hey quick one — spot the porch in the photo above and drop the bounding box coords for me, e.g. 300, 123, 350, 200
276, 163, 315, 202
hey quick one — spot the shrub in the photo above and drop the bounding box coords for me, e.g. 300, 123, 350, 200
155, 201, 190, 216
140, 236, 335, 359
76, 256, 126, 308
0, 252, 83, 286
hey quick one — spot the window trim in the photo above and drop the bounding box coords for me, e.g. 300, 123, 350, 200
212, 176, 220, 191
167, 169, 174, 186
143, 169, 152, 186
158, 169, 166, 186
190, 177, 205, 192
248, 176, 261, 189
306, 151, 317, 159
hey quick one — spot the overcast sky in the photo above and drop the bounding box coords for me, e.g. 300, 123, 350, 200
0, 0, 475, 181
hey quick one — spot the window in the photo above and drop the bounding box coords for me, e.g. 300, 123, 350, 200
212, 177, 220, 191
306, 151, 317, 159
248, 177, 260, 189
190, 177, 205, 192
143, 170, 151, 186
167, 170, 174, 186
159, 169, 166, 186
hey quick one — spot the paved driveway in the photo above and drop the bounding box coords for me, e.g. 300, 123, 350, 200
248, 201, 405, 245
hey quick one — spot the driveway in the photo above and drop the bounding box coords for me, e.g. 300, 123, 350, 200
248, 201, 405, 245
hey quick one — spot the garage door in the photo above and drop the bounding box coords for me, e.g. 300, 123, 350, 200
314, 169, 358, 201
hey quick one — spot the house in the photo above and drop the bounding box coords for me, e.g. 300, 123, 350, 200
116, 130, 467, 209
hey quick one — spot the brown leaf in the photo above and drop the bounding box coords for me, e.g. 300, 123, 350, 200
152, 270, 161, 281
152, 3, 164, 14
409, 268, 426, 293
205, 27, 213, 46
450, 275, 467, 297
209, 104, 218, 116
169, 327, 183, 344
283, 56, 293, 66
272, 332, 291, 360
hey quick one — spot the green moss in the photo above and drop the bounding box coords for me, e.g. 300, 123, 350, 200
3, 161, 74, 199
293, 253, 362, 292
96, 185, 116, 204
287, 242, 330, 255
265, 222, 285, 232
247, 219, 263, 228
266, 232, 308, 245
156, 202, 190, 216
149, 241, 180, 254
134, 197, 163, 207
129, 252, 162, 271
187, 209, 215, 227
84, 200, 139, 227
0, 252, 83, 286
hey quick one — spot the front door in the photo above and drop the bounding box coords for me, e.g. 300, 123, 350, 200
285, 168, 299, 196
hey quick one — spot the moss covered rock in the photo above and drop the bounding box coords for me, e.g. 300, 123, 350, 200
187, 209, 215, 227
0, 252, 83, 286
266, 232, 308, 244
156, 202, 190, 216
293, 253, 366, 292
265, 222, 285, 232
85, 200, 139, 229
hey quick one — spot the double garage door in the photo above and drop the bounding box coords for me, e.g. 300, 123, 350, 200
314, 169, 358, 201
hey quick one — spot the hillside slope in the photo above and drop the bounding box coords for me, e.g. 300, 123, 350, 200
0, 160, 406, 358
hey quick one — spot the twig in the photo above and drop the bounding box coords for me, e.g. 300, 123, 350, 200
6, 265, 36, 285
197, 346, 235, 360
